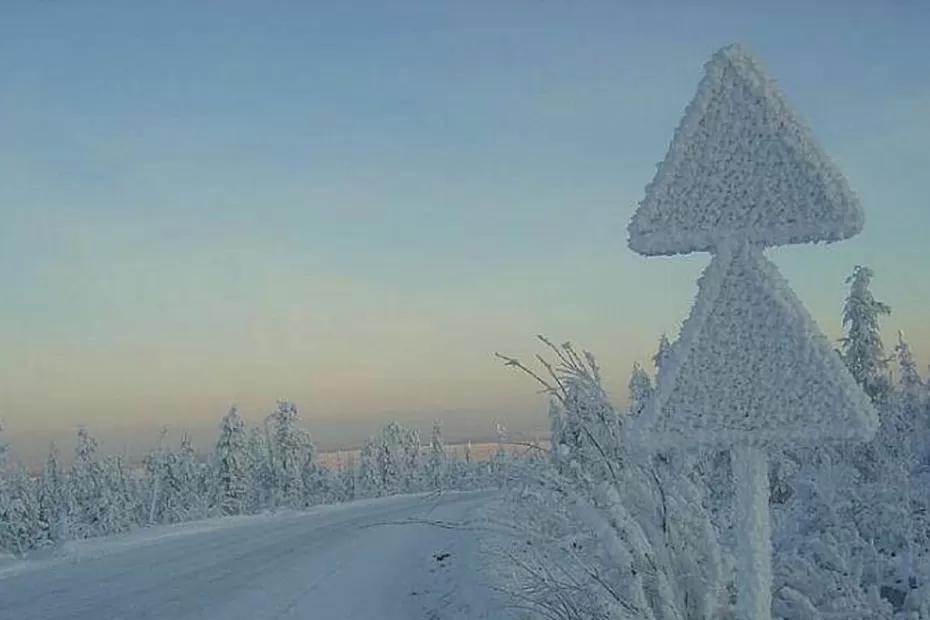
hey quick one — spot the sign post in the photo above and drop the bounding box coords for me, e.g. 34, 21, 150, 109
628, 44, 878, 620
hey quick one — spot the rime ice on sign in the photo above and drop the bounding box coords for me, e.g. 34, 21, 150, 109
627, 44, 876, 620
629, 44, 863, 257
646, 242, 877, 448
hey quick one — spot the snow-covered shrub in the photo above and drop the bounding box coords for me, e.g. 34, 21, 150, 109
494, 337, 728, 620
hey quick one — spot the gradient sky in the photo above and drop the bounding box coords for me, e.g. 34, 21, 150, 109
1, 1, 928, 458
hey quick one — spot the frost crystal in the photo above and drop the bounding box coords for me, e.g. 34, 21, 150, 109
629, 44, 863, 256
640, 242, 877, 448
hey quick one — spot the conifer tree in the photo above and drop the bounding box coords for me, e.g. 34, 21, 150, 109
628, 362, 654, 417
214, 407, 249, 515
0, 420, 7, 471
101, 455, 136, 534
144, 427, 171, 524
38, 443, 67, 543
246, 425, 273, 511
69, 427, 108, 537
267, 401, 312, 507
1, 465, 42, 554
358, 438, 382, 496
653, 333, 671, 371
840, 265, 892, 401
895, 330, 923, 393
427, 420, 447, 490
172, 434, 205, 519
893, 331, 927, 470
337, 454, 357, 502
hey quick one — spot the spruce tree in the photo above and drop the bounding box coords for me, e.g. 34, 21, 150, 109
38, 443, 67, 543
839, 265, 892, 401
214, 407, 249, 515
653, 333, 671, 371
628, 362, 654, 417
144, 427, 171, 524
69, 427, 108, 537
267, 401, 312, 507
1, 465, 42, 554
246, 425, 273, 511
427, 420, 447, 490
895, 330, 923, 393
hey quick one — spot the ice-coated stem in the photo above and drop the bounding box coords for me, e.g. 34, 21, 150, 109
732, 444, 772, 620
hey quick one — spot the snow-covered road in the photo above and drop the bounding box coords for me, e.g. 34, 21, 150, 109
0, 491, 507, 620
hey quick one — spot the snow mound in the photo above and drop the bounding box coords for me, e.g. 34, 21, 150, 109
629, 44, 863, 256
637, 242, 877, 447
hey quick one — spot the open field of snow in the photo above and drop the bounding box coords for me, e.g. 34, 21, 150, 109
0, 490, 507, 620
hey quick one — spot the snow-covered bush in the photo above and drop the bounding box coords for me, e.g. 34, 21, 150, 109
494, 337, 728, 619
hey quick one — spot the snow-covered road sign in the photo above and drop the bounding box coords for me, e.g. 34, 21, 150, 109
629, 44, 863, 257
644, 241, 877, 448
628, 44, 877, 620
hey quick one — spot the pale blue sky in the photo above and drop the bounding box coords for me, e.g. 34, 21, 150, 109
1, 1, 927, 454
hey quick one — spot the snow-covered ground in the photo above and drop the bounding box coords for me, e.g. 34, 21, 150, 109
0, 490, 509, 620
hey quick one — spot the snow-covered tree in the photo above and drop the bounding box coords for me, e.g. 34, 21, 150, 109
302, 456, 331, 505
37, 443, 68, 543
68, 427, 109, 537
144, 427, 172, 524
653, 333, 671, 371
359, 421, 421, 496
170, 434, 207, 520
213, 407, 250, 515
358, 437, 383, 496
491, 423, 511, 484
895, 331, 924, 393
267, 401, 313, 507
426, 420, 447, 490
101, 455, 138, 534
0, 421, 7, 471
62, 428, 134, 538
840, 265, 892, 401
246, 425, 273, 511
627, 362, 653, 417
895, 332, 930, 472
335, 453, 357, 502
0, 464, 42, 555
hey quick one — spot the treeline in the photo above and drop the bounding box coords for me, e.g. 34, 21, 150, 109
0, 405, 507, 556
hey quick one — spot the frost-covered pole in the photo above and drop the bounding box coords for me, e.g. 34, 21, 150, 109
627, 44, 877, 620
731, 445, 772, 619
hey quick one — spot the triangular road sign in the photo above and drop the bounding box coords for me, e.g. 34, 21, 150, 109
639, 242, 877, 448
629, 44, 863, 256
